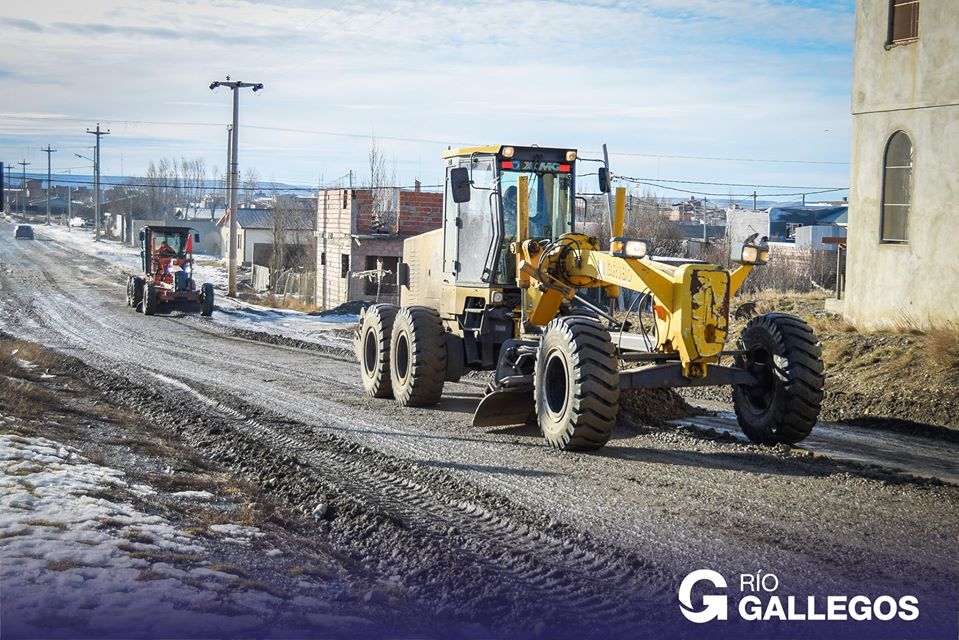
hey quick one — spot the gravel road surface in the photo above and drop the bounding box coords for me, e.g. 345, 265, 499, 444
1, 222, 956, 639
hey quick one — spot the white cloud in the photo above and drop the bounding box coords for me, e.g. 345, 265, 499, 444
2, 0, 854, 192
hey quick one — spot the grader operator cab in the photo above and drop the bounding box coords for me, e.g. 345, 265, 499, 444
356, 145, 824, 451
126, 226, 215, 317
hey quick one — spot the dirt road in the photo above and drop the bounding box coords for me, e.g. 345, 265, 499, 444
1, 223, 956, 638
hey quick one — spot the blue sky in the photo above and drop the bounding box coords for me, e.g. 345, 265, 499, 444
3, 0, 856, 202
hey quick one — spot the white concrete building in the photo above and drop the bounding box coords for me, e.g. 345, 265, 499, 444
217, 208, 313, 266
837, 0, 958, 328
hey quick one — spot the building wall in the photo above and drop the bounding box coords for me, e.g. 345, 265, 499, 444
843, 0, 959, 328
726, 211, 770, 261
794, 225, 846, 252
314, 188, 443, 310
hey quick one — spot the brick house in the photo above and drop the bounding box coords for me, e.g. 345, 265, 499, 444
315, 186, 443, 309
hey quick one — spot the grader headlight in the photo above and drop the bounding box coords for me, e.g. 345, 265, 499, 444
610, 237, 648, 259
740, 244, 770, 265
565, 150, 577, 162
501, 146, 515, 158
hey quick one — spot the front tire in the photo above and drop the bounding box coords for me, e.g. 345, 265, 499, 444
534, 316, 620, 451
390, 307, 446, 407
358, 304, 398, 398
142, 284, 157, 316
200, 283, 214, 316
732, 313, 824, 444
127, 276, 144, 309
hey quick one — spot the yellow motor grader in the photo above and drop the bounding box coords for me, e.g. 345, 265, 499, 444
355, 145, 824, 451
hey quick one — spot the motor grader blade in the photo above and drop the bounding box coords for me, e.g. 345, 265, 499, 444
472, 388, 535, 428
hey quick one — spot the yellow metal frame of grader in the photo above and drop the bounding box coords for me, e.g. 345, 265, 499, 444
356, 145, 824, 452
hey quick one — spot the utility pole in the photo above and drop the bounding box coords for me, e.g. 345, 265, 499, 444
702, 196, 708, 242
210, 76, 264, 297
0, 162, 5, 213
42, 145, 57, 225
602, 143, 614, 226
86, 123, 110, 242
225, 125, 233, 220
752, 190, 757, 211
18, 161, 30, 216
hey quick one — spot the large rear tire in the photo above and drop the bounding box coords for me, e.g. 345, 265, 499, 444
142, 284, 157, 316
390, 307, 446, 407
534, 316, 620, 451
200, 283, 214, 317
358, 304, 398, 398
732, 313, 824, 445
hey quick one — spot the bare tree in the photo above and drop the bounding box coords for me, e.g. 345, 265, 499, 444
626, 189, 684, 257
243, 168, 259, 208
145, 156, 209, 218
206, 164, 221, 219
270, 187, 287, 286
179, 157, 206, 218
367, 137, 397, 232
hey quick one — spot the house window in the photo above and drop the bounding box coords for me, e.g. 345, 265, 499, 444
881, 131, 912, 243
786, 222, 804, 239
340, 254, 350, 278
888, 0, 919, 45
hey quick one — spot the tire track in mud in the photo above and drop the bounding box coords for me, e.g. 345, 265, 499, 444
0, 237, 675, 632
82, 366, 673, 638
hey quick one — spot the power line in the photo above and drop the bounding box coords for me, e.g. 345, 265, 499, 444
614, 175, 849, 190
39, 176, 443, 192
0, 113, 850, 166
596, 150, 849, 166
624, 179, 847, 198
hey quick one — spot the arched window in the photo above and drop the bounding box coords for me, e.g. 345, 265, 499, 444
881, 131, 912, 243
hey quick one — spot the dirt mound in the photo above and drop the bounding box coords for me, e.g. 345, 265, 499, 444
683, 292, 959, 433
618, 388, 698, 426
314, 300, 368, 317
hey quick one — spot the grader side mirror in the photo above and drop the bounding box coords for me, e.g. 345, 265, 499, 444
450, 167, 471, 203
598, 167, 611, 193
138, 230, 145, 242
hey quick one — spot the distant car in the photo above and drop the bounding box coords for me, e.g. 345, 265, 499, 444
69, 217, 87, 228
14, 225, 34, 240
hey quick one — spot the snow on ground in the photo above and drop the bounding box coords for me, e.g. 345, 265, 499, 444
36, 224, 359, 347
0, 432, 370, 638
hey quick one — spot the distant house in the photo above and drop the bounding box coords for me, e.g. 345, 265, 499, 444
315, 187, 443, 309
669, 196, 701, 221
217, 208, 314, 266
727, 204, 848, 256
26, 179, 42, 199
831, 0, 958, 328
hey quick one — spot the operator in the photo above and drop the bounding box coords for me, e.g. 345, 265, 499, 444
502, 185, 518, 239
498, 185, 519, 283
157, 241, 177, 258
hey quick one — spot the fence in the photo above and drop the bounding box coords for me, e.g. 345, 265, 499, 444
274, 269, 316, 306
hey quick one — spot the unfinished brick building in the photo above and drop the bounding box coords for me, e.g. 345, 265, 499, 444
315, 186, 443, 310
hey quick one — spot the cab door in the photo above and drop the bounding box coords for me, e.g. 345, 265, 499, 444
453, 156, 498, 286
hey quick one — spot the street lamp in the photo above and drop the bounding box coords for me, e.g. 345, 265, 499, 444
210, 76, 264, 297
75, 153, 95, 233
